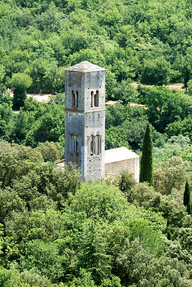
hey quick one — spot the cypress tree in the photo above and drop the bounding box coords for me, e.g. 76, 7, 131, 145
184, 181, 191, 215
167, 228, 172, 240
140, 123, 154, 186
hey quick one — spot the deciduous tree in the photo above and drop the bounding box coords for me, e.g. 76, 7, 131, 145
154, 156, 189, 195
10, 73, 32, 108
140, 57, 171, 86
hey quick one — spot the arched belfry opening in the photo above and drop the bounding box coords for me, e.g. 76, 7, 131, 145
65, 61, 106, 180
90, 138, 94, 156
72, 90, 78, 108
95, 90, 99, 107
90, 90, 99, 107
91, 91, 94, 107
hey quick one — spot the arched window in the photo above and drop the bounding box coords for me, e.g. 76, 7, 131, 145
95, 135, 99, 155
90, 139, 93, 156
91, 91, 99, 107
72, 90, 75, 107
94, 90, 99, 107
89, 135, 101, 156
91, 91, 94, 107
76, 91, 78, 108
95, 135, 102, 155
99, 135, 102, 154
72, 91, 79, 108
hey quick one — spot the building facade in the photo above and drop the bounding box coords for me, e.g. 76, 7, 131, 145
65, 61, 106, 180
105, 147, 140, 182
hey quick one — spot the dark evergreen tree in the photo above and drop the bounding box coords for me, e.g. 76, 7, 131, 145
140, 123, 154, 186
184, 181, 191, 214
167, 228, 172, 240
13, 87, 27, 108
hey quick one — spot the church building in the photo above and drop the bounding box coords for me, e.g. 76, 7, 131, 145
65, 61, 139, 181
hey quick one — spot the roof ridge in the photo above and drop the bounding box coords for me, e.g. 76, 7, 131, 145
65, 61, 106, 72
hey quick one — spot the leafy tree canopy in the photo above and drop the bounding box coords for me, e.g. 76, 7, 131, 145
10, 73, 32, 90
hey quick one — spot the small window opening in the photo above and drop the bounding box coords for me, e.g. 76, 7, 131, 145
72, 90, 75, 107
90, 140, 93, 156
72, 91, 79, 108
95, 135, 99, 155
91, 91, 94, 107
76, 140, 79, 156
94, 94, 96, 107
99, 135, 102, 154
76, 91, 78, 108
94, 90, 99, 107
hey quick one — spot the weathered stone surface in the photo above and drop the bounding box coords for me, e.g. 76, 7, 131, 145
65, 61, 105, 180
105, 147, 140, 182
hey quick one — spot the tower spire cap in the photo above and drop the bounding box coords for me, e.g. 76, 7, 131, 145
65, 61, 106, 72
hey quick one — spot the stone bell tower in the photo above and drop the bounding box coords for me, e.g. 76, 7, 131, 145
65, 61, 106, 180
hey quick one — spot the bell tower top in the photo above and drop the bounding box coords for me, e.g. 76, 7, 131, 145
65, 61, 106, 73
65, 61, 106, 113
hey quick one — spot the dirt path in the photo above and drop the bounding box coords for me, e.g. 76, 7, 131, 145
9, 91, 52, 102
27, 94, 51, 102
132, 82, 184, 90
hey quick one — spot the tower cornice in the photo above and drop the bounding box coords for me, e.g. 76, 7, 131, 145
65, 108, 106, 113
65, 61, 106, 72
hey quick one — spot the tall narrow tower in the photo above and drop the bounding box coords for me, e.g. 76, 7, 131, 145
65, 61, 106, 180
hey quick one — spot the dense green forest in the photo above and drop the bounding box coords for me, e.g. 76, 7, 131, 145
1, 0, 192, 96
1, 0, 192, 285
